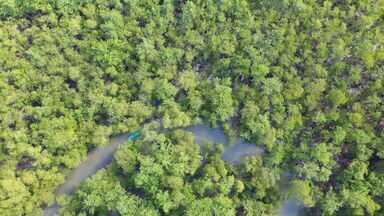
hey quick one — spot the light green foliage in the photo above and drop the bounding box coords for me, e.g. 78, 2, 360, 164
321, 191, 342, 216
0, 179, 32, 216
160, 100, 191, 128
63, 170, 159, 216
1, 0, 383, 215
240, 156, 280, 199
328, 89, 348, 107
186, 196, 236, 216
203, 79, 235, 125
290, 180, 314, 207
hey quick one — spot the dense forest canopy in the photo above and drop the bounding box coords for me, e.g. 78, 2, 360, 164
0, 0, 383, 215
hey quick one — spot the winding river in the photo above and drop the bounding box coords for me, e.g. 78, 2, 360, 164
43, 125, 302, 216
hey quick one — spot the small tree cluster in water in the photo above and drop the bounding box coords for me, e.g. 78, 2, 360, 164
63, 129, 280, 215
0, 0, 383, 215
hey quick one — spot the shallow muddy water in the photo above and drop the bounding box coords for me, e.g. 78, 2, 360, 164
185, 125, 264, 163
44, 125, 301, 216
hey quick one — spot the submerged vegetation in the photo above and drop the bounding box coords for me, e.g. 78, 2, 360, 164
0, 0, 383, 215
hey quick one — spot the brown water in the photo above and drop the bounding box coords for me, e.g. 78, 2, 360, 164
43, 134, 133, 216
185, 125, 264, 163
43, 125, 301, 216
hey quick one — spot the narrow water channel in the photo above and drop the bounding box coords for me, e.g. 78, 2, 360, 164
185, 125, 264, 164
44, 125, 301, 216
